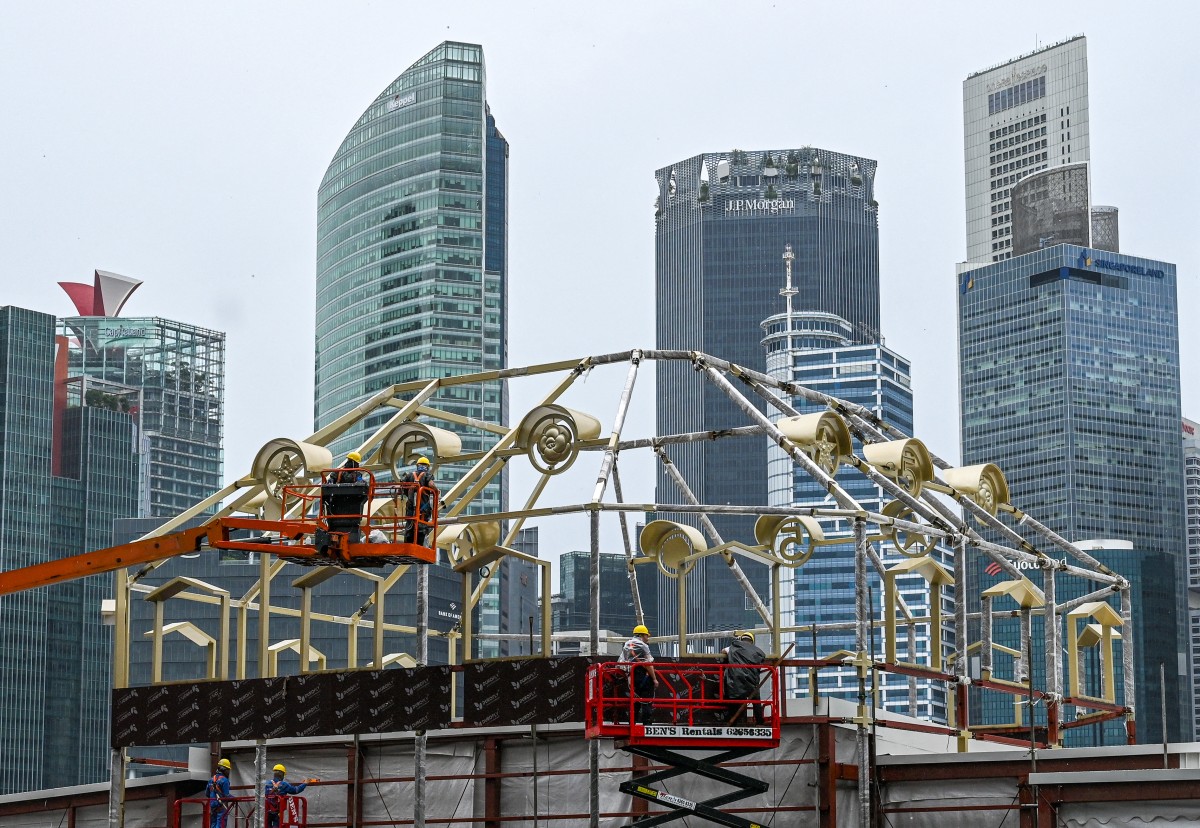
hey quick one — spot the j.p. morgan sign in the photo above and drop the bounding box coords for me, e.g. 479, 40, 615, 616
726, 197, 795, 215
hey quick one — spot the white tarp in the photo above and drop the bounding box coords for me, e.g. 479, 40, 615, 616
1059, 800, 1200, 826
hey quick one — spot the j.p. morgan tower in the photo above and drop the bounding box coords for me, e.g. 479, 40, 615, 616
654, 147, 881, 635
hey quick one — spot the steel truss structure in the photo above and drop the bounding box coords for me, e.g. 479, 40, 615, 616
0, 349, 1139, 828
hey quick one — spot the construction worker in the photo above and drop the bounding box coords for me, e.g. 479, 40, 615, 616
332, 451, 365, 483
618, 624, 659, 725
721, 631, 767, 725
263, 763, 315, 828
321, 452, 368, 547
206, 758, 233, 828
401, 456, 438, 545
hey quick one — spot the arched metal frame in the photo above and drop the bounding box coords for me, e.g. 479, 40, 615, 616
95, 349, 1134, 750
0, 347, 1140, 828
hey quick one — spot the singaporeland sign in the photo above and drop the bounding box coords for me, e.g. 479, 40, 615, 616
387, 92, 417, 111
1077, 249, 1165, 279
725, 198, 795, 215
986, 63, 1047, 92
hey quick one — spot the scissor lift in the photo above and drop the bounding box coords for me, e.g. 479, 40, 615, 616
585, 662, 780, 828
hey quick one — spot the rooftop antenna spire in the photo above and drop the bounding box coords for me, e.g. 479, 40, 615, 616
780, 243, 797, 349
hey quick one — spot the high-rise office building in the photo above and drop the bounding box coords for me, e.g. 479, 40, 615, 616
59, 315, 224, 517
553, 550, 659, 639
761, 300, 948, 719
655, 146, 880, 637
964, 35, 1089, 262
1184, 418, 1200, 739
0, 307, 138, 793
315, 41, 510, 656
315, 41, 507, 486
957, 245, 1188, 742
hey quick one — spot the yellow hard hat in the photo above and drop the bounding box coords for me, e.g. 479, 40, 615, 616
273, 764, 286, 774
218, 758, 231, 770
346, 451, 362, 462
738, 631, 755, 641
633, 625, 650, 636
416, 456, 430, 466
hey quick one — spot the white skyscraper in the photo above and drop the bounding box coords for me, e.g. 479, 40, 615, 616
963, 35, 1090, 262
1184, 418, 1200, 739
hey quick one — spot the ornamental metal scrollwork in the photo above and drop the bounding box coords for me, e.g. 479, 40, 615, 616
516, 405, 602, 475
379, 422, 463, 477
942, 463, 1010, 516
881, 500, 935, 559
862, 438, 934, 497
753, 514, 824, 567
777, 411, 852, 476
437, 521, 501, 568
639, 520, 705, 579
251, 439, 332, 499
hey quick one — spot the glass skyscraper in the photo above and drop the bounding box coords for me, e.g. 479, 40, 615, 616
315, 42, 509, 656
655, 146, 880, 638
58, 316, 224, 517
957, 244, 1187, 742
553, 550, 659, 639
315, 42, 507, 487
0, 307, 138, 793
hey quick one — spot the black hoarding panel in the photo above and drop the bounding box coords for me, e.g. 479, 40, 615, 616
389, 666, 452, 732
173, 681, 211, 745
542, 657, 592, 724
286, 672, 332, 739
226, 679, 268, 741
111, 686, 144, 748
258, 677, 290, 739
463, 657, 594, 727
360, 670, 400, 732
328, 671, 366, 735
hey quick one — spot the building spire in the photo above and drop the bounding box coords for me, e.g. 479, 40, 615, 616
780, 243, 797, 317
779, 243, 797, 350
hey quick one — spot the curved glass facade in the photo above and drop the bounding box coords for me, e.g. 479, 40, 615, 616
315, 42, 507, 515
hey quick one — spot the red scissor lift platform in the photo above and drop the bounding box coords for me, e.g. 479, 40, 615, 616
586, 662, 780, 828
175, 795, 307, 828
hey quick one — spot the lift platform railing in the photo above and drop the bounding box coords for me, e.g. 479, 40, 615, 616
175, 795, 307, 828
212, 469, 440, 566
585, 662, 781, 748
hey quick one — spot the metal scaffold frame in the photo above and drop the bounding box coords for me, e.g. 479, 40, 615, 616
0, 348, 1138, 828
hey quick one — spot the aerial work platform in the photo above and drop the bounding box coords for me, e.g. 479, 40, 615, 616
0, 469, 438, 596
587, 662, 780, 827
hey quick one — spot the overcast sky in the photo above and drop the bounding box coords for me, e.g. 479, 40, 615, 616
2, 2, 1196, 578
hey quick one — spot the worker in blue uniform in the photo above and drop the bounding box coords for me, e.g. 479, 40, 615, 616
264, 763, 314, 828
206, 758, 233, 828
